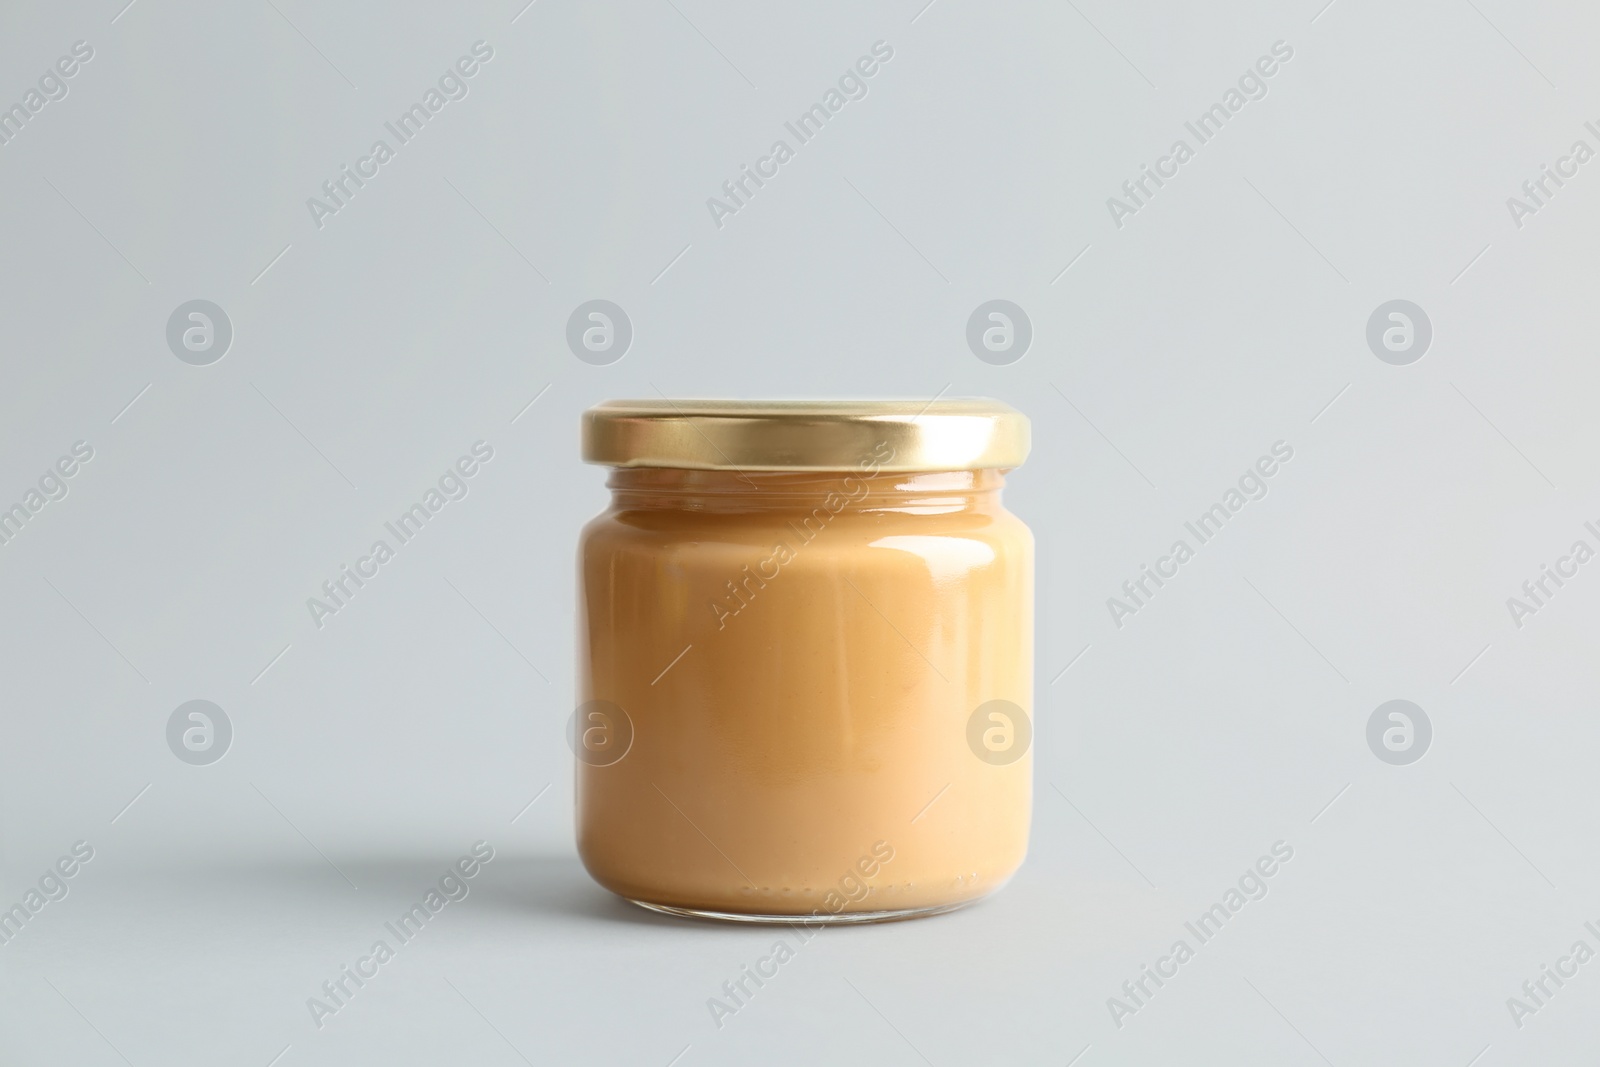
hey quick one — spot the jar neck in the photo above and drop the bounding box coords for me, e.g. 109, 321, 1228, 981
606, 467, 1008, 515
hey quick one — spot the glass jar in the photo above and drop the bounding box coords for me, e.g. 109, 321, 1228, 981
576, 399, 1032, 923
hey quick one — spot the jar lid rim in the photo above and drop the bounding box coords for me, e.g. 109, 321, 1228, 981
582, 398, 1030, 472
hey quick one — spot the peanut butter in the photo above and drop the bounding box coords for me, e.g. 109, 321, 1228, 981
576, 400, 1032, 922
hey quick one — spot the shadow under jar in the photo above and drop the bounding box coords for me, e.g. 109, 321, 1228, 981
576, 399, 1033, 924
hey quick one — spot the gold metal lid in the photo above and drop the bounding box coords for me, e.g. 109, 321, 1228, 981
582, 398, 1029, 472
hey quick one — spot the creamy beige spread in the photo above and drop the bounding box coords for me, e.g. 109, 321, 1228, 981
576, 464, 1032, 918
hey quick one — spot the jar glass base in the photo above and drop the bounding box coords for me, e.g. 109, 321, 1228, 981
626, 897, 979, 925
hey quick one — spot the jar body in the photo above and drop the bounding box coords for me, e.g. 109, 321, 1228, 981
576, 467, 1032, 921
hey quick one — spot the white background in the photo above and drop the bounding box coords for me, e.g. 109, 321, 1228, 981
2, 0, 1598, 1063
